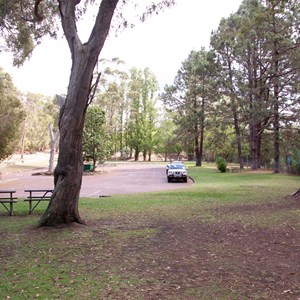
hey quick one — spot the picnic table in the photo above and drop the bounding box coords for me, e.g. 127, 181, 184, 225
226, 166, 241, 173
0, 190, 18, 216
24, 189, 53, 214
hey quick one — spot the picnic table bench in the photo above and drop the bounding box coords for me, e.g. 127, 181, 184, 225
226, 166, 241, 173
0, 190, 18, 216
24, 189, 53, 214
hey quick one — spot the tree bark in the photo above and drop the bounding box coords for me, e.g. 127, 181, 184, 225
271, 7, 280, 174
198, 97, 205, 167
134, 147, 139, 161
226, 49, 244, 169
194, 123, 201, 167
39, 0, 119, 226
48, 124, 59, 173
250, 123, 259, 170
233, 108, 243, 169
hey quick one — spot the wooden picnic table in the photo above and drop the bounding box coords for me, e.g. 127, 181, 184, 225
0, 190, 18, 216
226, 166, 241, 173
24, 189, 53, 214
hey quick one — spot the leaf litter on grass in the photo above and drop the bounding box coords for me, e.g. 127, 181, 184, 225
1, 194, 300, 299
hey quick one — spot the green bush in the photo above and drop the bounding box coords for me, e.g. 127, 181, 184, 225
291, 151, 300, 175
216, 157, 227, 173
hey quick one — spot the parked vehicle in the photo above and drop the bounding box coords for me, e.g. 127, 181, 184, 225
167, 163, 188, 183
166, 161, 186, 174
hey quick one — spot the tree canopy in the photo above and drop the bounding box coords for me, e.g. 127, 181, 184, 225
0, 68, 25, 161
83, 106, 110, 169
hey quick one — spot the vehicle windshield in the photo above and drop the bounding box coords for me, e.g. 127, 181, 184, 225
169, 164, 184, 169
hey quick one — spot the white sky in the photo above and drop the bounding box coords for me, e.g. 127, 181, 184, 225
0, 0, 242, 96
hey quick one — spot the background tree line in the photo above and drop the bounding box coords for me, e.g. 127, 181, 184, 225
0, 60, 177, 164
162, 0, 300, 172
0, 67, 58, 161
1, 0, 299, 175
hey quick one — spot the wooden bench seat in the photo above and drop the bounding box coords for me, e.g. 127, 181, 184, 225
24, 189, 53, 214
0, 190, 17, 216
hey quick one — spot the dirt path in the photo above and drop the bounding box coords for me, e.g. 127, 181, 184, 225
0, 161, 193, 197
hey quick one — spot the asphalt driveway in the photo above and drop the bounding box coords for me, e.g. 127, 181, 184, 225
0, 162, 193, 198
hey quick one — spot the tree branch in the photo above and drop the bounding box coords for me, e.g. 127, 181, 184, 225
34, 0, 44, 21
88, 72, 101, 105
58, 0, 82, 56
87, 0, 119, 59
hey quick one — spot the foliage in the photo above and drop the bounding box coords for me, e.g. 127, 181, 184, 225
21, 93, 56, 153
95, 62, 160, 161
216, 156, 227, 173
154, 112, 179, 160
82, 106, 110, 170
0, 0, 59, 66
95, 58, 129, 157
210, 0, 300, 171
126, 67, 159, 161
0, 68, 25, 161
291, 150, 300, 175
0, 0, 176, 66
161, 49, 219, 166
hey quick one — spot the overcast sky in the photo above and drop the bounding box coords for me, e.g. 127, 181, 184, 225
0, 0, 242, 96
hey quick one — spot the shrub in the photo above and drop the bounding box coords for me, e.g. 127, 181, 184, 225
216, 157, 227, 173
291, 151, 300, 175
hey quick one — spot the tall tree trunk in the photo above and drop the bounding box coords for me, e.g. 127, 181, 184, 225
198, 98, 205, 167
194, 124, 201, 166
233, 109, 244, 169
273, 103, 280, 173
20, 121, 26, 160
39, 0, 119, 226
48, 124, 59, 173
227, 54, 244, 169
272, 8, 280, 174
199, 126, 204, 167
250, 123, 259, 170
134, 147, 139, 161
40, 58, 91, 226
148, 150, 152, 161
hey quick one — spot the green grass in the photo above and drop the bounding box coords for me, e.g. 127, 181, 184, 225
0, 164, 299, 299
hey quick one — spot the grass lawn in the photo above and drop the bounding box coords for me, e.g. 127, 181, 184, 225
1, 164, 300, 299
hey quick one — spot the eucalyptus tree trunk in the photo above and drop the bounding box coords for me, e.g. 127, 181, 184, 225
48, 95, 65, 173
194, 125, 201, 166
198, 97, 205, 167
232, 107, 243, 169
134, 147, 139, 161
227, 54, 244, 169
271, 7, 280, 174
48, 124, 59, 173
194, 116, 201, 167
39, 0, 119, 226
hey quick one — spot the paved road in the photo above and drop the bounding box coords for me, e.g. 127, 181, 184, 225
0, 162, 193, 198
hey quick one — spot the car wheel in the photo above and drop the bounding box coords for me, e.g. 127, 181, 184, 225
183, 177, 187, 183
168, 177, 171, 183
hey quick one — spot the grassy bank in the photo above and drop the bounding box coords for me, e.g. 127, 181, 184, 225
1, 164, 299, 299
